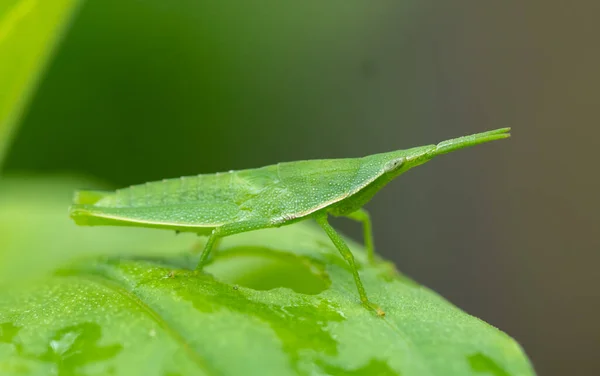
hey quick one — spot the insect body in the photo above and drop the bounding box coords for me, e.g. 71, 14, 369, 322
70, 128, 510, 315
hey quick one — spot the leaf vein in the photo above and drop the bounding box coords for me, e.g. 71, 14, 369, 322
64, 274, 216, 375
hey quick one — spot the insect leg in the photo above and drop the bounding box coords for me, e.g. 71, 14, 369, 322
344, 208, 376, 264
195, 228, 222, 270
194, 220, 270, 271
315, 213, 384, 316
191, 237, 222, 254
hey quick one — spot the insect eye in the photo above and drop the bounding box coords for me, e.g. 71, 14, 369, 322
384, 158, 405, 172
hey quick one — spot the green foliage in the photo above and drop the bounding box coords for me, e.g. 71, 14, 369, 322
0, 177, 535, 376
0, 0, 81, 167
0, 2, 535, 374
2, 0, 425, 184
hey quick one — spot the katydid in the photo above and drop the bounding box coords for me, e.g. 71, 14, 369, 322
70, 128, 510, 315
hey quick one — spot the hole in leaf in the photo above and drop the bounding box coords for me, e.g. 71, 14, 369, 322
468, 353, 509, 376
205, 246, 330, 295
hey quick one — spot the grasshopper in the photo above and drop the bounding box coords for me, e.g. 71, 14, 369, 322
70, 128, 510, 315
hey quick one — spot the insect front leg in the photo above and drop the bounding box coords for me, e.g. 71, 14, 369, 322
344, 208, 376, 265
314, 213, 384, 316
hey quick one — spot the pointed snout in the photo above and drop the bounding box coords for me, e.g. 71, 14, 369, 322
429, 128, 511, 157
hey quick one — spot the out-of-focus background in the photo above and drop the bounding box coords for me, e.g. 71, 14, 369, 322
1, 1, 598, 375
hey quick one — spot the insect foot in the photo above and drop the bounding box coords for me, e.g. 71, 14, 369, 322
363, 301, 386, 317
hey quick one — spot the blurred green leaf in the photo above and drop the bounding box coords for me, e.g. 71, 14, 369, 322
3, 0, 426, 186
0, 0, 80, 168
0, 177, 535, 376
0, 176, 196, 284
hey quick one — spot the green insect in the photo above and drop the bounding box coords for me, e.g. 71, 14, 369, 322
70, 128, 510, 315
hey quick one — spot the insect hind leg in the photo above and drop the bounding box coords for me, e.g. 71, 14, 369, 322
195, 228, 222, 270
191, 236, 221, 255
194, 219, 272, 272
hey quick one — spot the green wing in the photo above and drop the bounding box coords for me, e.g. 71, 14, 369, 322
70, 173, 249, 230
70, 158, 385, 230
237, 157, 385, 222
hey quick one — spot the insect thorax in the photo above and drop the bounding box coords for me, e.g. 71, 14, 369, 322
327, 173, 391, 216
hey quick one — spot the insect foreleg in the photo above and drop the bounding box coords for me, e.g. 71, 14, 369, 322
314, 213, 384, 316
344, 209, 376, 264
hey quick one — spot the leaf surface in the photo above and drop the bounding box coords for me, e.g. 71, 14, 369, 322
0, 177, 535, 376
0, 0, 80, 168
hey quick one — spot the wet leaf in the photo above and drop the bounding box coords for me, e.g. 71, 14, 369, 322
0, 177, 535, 375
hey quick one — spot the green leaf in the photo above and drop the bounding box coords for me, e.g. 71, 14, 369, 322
0, 176, 200, 285
0, 0, 81, 168
0, 177, 535, 376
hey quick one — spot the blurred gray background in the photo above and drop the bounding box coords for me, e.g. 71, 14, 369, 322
4, 1, 598, 374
